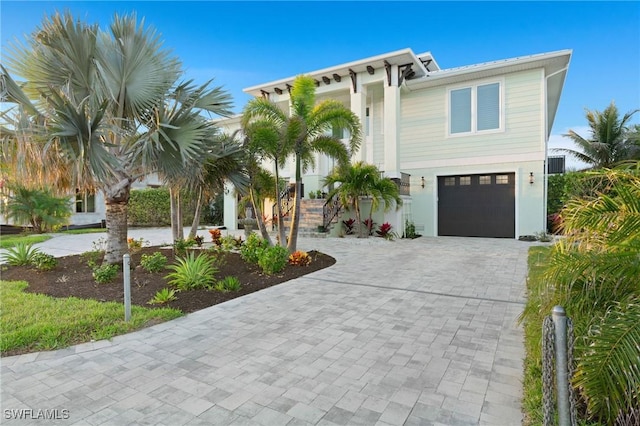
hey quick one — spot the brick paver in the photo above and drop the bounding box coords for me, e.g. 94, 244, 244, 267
1, 230, 534, 425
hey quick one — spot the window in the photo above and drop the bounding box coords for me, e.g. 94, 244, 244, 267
75, 190, 95, 213
459, 176, 471, 186
479, 176, 491, 185
449, 82, 501, 135
444, 177, 456, 186
496, 175, 509, 184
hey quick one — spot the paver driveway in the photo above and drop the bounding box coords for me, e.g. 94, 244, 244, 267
2, 234, 532, 425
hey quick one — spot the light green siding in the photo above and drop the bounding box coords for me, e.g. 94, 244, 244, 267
399, 69, 544, 163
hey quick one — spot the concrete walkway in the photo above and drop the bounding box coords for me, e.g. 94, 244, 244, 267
2, 229, 533, 425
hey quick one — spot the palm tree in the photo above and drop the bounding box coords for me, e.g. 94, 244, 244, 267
324, 162, 400, 237
1, 12, 232, 264
533, 163, 640, 422
242, 75, 362, 252
555, 101, 639, 169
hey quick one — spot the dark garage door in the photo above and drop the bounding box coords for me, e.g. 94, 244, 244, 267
438, 173, 515, 238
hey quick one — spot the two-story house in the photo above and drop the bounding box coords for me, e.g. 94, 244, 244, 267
221, 47, 572, 238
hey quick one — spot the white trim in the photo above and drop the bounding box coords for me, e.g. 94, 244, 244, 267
402, 151, 545, 170
446, 78, 505, 137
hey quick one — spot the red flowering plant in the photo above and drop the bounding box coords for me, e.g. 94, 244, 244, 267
208, 228, 222, 246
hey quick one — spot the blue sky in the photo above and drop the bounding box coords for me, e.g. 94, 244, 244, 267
2, 1, 639, 169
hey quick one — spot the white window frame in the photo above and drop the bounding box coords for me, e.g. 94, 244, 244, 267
446, 78, 504, 137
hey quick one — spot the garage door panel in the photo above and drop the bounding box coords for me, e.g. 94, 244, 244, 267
438, 173, 515, 238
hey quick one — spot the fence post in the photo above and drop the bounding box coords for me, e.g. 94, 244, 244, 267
552, 305, 570, 426
123, 254, 131, 322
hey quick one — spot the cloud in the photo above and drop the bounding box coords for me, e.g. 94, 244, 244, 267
548, 126, 591, 172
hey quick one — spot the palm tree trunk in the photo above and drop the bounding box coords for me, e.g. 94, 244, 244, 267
103, 181, 131, 265
274, 162, 286, 247
355, 199, 363, 238
287, 179, 301, 253
188, 187, 204, 239
170, 187, 183, 242
250, 187, 273, 245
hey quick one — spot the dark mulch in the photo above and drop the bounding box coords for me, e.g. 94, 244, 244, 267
2, 246, 336, 314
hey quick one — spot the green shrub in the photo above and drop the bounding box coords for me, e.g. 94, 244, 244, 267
148, 288, 177, 305
31, 252, 57, 271
218, 276, 241, 292
2, 242, 41, 266
240, 233, 269, 264
4, 185, 71, 233
165, 252, 217, 291
258, 245, 289, 275
92, 264, 119, 284
128, 188, 202, 227
140, 252, 168, 273
220, 235, 242, 252
81, 250, 103, 269
173, 238, 195, 257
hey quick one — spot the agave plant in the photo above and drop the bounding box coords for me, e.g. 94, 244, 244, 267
165, 252, 217, 291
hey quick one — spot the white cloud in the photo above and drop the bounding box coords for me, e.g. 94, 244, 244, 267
548, 126, 591, 172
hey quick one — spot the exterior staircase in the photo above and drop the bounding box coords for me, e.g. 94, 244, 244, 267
282, 199, 331, 238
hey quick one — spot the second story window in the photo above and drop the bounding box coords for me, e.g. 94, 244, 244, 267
449, 82, 501, 135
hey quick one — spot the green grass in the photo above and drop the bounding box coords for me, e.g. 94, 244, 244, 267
60, 228, 107, 235
1, 280, 183, 354
521, 246, 551, 426
0, 234, 51, 249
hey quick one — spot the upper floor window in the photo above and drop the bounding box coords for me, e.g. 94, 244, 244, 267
449, 82, 501, 135
75, 190, 95, 213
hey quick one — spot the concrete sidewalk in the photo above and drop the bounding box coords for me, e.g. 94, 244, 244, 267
2, 231, 532, 425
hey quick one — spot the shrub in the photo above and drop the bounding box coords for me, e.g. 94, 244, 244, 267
140, 252, 168, 273
148, 288, 177, 305
173, 238, 195, 257
194, 235, 204, 247
220, 276, 241, 291
2, 242, 41, 266
127, 237, 146, 251
209, 228, 222, 245
92, 264, 119, 284
81, 250, 103, 269
376, 222, 393, 238
362, 218, 376, 236
128, 188, 201, 227
342, 218, 356, 235
165, 252, 217, 291
240, 233, 269, 264
258, 245, 289, 275
404, 220, 420, 239
31, 252, 57, 271
5, 185, 71, 233
289, 251, 311, 266
220, 235, 242, 252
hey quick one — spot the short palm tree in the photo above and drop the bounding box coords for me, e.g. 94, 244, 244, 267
555, 101, 639, 169
1, 12, 232, 264
537, 163, 640, 422
324, 162, 400, 237
242, 75, 361, 252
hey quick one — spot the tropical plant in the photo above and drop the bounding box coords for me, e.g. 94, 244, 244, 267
2, 242, 41, 266
173, 238, 195, 257
220, 235, 242, 252
92, 264, 119, 284
288, 250, 311, 266
127, 237, 147, 252
148, 288, 177, 305
30, 252, 57, 271
242, 75, 362, 252
362, 219, 376, 236
208, 228, 222, 245
193, 235, 204, 247
165, 252, 217, 291
216, 276, 241, 292
376, 222, 393, 239
258, 245, 289, 275
1, 12, 232, 264
140, 252, 168, 273
554, 101, 639, 169
240, 233, 268, 264
342, 218, 356, 235
81, 250, 103, 269
521, 163, 640, 424
4, 185, 71, 233
325, 162, 401, 237
404, 220, 419, 239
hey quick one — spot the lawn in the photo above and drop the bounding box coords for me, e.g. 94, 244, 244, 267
1, 227, 106, 249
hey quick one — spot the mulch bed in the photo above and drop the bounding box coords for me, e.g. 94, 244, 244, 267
2, 246, 336, 314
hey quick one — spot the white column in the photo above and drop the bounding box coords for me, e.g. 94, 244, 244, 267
223, 181, 238, 230
383, 66, 400, 178
350, 77, 367, 163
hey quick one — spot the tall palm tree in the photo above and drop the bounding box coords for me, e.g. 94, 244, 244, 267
1, 12, 232, 264
242, 75, 361, 252
555, 101, 639, 169
324, 162, 400, 237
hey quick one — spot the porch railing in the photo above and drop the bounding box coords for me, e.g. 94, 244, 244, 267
323, 197, 342, 231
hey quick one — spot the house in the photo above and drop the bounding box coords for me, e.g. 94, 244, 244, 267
219, 47, 572, 239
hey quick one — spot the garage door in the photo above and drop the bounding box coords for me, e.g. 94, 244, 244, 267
438, 173, 515, 238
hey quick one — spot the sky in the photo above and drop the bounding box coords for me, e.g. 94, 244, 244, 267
2, 1, 639, 170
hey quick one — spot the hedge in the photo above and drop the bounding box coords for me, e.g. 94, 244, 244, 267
128, 188, 199, 227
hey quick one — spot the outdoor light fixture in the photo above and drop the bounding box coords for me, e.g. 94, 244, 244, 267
529, 172, 534, 185
421, 176, 425, 188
